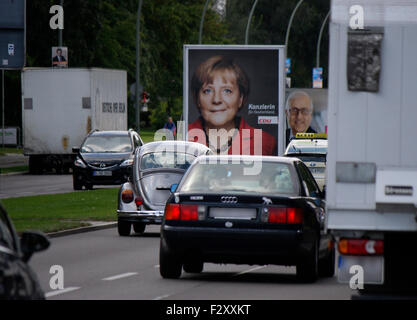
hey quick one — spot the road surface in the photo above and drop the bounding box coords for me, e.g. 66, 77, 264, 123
29, 226, 353, 300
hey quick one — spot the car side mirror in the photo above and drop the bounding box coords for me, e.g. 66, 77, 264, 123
72, 147, 80, 154
20, 231, 50, 263
170, 184, 178, 193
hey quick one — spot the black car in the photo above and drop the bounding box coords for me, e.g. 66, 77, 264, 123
160, 155, 335, 282
117, 141, 212, 236
72, 129, 143, 190
0, 203, 50, 299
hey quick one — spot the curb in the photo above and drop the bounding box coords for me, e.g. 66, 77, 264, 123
47, 222, 117, 238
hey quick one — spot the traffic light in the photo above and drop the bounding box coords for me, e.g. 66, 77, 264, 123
141, 91, 150, 103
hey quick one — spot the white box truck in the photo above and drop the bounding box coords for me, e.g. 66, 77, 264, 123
21, 68, 128, 173
326, 0, 417, 297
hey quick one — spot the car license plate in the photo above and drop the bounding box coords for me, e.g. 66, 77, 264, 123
93, 170, 112, 176
337, 255, 384, 284
209, 207, 257, 220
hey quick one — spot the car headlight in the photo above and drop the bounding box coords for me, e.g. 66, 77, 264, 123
120, 159, 134, 167
74, 157, 87, 168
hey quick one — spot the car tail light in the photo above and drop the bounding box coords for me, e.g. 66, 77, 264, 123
286, 208, 303, 224
267, 207, 303, 224
338, 239, 384, 256
164, 204, 198, 221
135, 196, 144, 206
268, 207, 287, 223
121, 189, 134, 203
165, 204, 180, 220
179, 204, 198, 221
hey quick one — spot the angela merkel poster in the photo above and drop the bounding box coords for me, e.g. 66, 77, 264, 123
184, 45, 285, 156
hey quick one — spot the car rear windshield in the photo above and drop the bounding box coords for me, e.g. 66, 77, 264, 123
286, 154, 327, 163
180, 161, 298, 195
287, 146, 327, 154
81, 135, 132, 153
140, 152, 196, 170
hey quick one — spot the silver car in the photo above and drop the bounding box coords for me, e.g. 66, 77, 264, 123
116, 141, 212, 236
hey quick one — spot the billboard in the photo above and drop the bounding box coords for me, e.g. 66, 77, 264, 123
184, 45, 285, 156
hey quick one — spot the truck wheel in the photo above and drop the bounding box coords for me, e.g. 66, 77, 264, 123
133, 223, 146, 234
183, 261, 204, 274
297, 239, 319, 283
319, 244, 335, 278
117, 220, 131, 236
29, 156, 42, 174
159, 240, 182, 279
73, 176, 83, 190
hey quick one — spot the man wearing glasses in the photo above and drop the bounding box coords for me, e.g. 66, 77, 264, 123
285, 91, 317, 146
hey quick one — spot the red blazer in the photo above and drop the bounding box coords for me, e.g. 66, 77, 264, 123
188, 117, 277, 156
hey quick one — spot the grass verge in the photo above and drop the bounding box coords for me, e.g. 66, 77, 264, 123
1, 188, 119, 234
0, 147, 23, 156
139, 128, 156, 144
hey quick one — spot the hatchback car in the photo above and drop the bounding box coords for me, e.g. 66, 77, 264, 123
116, 141, 212, 236
159, 155, 335, 282
0, 202, 50, 299
284, 133, 328, 191
72, 129, 143, 190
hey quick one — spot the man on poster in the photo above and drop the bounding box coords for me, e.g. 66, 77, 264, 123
285, 90, 317, 145
52, 47, 67, 67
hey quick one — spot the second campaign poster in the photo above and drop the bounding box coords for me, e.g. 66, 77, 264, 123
184, 45, 285, 156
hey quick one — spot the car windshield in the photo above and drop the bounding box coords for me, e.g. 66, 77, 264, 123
140, 152, 196, 170
180, 161, 298, 195
81, 135, 132, 153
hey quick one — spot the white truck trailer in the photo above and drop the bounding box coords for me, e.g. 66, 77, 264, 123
326, 0, 417, 297
21, 68, 128, 173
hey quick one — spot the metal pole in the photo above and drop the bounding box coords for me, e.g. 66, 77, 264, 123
199, 0, 210, 44
136, 0, 143, 132
284, 0, 304, 52
316, 11, 330, 68
2, 70, 4, 148
58, 0, 63, 47
245, 0, 259, 45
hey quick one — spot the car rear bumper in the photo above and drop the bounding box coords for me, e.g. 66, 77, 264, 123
117, 210, 164, 224
161, 225, 316, 266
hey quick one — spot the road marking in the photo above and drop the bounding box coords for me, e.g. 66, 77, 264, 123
153, 294, 171, 300
102, 272, 138, 281
45, 287, 80, 298
233, 266, 265, 277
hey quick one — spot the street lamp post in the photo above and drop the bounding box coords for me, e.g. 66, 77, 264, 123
284, 0, 304, 53
136, 0, 143, 132
59, 0, 63, 47
316, 11, 330, 68
199, 0, 211, 44
245, 0, 259, 45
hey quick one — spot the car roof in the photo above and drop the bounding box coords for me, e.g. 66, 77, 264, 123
138, 140, 211, 156
195, 155, 299, 164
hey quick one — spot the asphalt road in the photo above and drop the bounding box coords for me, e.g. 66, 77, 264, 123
0, 173, 116, 199
29, 226, 353, 300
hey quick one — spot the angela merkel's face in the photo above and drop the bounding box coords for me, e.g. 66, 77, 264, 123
198, 69, 243, 131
